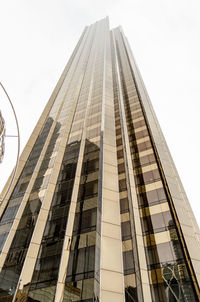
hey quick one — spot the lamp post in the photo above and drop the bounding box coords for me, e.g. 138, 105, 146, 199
0, 82, 20, 203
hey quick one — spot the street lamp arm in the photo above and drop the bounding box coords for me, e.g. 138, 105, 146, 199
0, 82, 20, 203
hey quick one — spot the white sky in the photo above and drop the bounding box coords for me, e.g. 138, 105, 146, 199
0, 0, 200, 227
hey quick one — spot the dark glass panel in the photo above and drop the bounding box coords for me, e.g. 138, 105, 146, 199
116, 137, 123, 146
117, 149, 124, 159
78, 181, 98, 201
119, 179, 127, 192
146, 242, 174, 268
139, 153, 156, 167
118, 163, 125, 174
116, 128, 122, 136
125, 286, 138, 302
121, 221, 132, 241
63, 278, 94, 301
73, 208, 97, 235
28, 282, 56, 302
133, 119, 145, 129
142, 169, 160, 184
135, 129, 148, 140
150, 279, 197, 302
141, 211, 174, 235
32, 249, 62, 283
23, 199, 41, 216
137, 140, 152, 152
123, 250, 135, 275
0, 206, 20, 224
120, 198, 129, 213
138, 188, 167, 208
0, 233, 9, 252
82, 158, 99, 174
66, 246, 95, 282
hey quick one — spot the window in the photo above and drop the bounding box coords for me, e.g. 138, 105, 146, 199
121, 221, 132, 241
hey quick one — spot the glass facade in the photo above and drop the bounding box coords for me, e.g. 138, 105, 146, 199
0, 17, 200, 302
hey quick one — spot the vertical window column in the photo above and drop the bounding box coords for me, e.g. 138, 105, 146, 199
98, 24, 124, 302
112, 29, 152, 302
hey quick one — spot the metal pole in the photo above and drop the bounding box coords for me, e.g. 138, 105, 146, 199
0, 82, 20, 203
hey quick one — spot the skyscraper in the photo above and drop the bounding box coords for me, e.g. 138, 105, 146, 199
0, 17, 200, 301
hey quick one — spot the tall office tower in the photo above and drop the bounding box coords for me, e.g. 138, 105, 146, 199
0, 17, 200, 302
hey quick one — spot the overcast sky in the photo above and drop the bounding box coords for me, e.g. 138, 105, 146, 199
0, 0, 200, 227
